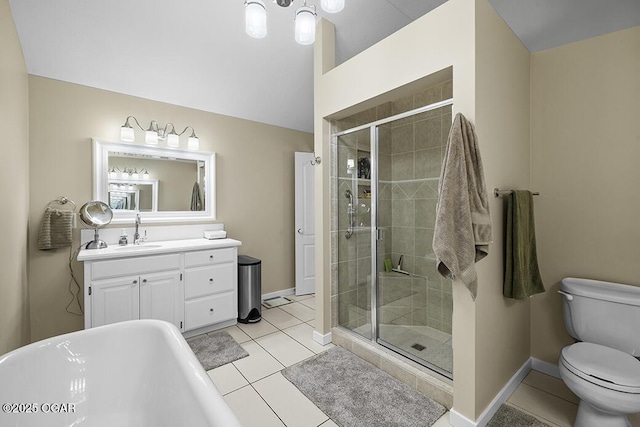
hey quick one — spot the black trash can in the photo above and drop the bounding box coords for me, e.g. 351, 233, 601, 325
237, 255, 262, 323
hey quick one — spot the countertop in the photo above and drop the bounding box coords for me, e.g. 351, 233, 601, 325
77, 238, 242, 262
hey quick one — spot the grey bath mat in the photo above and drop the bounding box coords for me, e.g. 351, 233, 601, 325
187, 331, 248, 371
487, 404, 552, 427
282, 346, 446, 427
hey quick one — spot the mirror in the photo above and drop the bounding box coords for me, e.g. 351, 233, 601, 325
93, 139, 216, 224
79, 200, 113, 249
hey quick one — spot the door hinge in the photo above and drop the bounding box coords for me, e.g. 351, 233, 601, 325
88, 286, 92, 296
180, 321, 183, 329
180, 273, 183, 281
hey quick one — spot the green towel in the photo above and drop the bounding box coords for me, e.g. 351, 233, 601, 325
504, 190, 545, 299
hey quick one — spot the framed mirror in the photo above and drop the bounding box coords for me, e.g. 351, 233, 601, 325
93, 139, 215, 224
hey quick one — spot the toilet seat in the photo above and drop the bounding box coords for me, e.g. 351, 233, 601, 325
561, 342, 640, 394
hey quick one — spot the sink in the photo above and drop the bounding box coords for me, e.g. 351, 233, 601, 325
115, 244, 163, 251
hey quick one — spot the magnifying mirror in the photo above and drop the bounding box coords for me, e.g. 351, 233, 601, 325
79, 201, 113, 249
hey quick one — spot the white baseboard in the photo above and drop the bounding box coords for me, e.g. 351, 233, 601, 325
313, 330, 332, 345
261, 288, 295, 301
532, 357, 561, 379
450, 358, 533, 427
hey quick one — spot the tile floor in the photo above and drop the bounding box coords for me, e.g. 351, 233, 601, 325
209, 294, 639, 427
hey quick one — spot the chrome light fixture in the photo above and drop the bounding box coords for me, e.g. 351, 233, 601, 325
245, 0, 267, 38
321, 0, 344, 13
245, 0, 344, 45
295, 2, 316, 45
120, 116, 199, 150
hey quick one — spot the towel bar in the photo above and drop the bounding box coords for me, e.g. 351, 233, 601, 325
494, 188, 540, 198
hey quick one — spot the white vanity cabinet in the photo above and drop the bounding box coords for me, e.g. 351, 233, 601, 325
88, 253, 183, 329
79, 238, 242, 336
184, 247, 237, 331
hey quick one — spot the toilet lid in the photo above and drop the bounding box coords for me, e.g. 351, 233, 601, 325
562, 342, 640, 388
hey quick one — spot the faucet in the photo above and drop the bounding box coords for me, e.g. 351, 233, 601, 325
134, 213, 141, 245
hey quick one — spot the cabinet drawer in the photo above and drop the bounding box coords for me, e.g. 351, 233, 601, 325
185, 263, 235, 299
92, 254, 181, 280
185, 247, 236, 267
184, 292, 236, 331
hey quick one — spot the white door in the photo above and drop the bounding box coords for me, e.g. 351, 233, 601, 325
139, 270, 183, 330
295, 152, 316, 295
92, 275, 140, 327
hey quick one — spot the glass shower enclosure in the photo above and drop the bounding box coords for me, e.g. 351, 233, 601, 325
335, 99, 454, 378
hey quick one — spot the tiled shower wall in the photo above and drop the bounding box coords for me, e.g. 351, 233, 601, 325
332, 79, 454, 335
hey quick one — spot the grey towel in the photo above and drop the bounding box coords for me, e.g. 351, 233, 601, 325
433, 113, 491, 300
503, 190, 545, 299
190, 181, 203, 211
38, 207, 74, 250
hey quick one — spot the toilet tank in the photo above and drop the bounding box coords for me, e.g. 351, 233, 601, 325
560, 278, 640, 356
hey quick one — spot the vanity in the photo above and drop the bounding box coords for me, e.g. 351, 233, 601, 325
78, 139, 242, 337
78, 237, 242, 336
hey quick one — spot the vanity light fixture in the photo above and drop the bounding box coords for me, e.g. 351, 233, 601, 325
120, 116, 199, 150
142, 169, 150, 180
108, 167, 120, 179
244, 0, 344, 44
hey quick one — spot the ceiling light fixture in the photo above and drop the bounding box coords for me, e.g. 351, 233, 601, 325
120, 116, 199, 150
244, 0, 345, 45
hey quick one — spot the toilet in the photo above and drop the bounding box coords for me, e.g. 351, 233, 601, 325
559, 277, 640, 427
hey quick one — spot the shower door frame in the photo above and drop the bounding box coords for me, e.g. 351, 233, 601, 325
333, 98, 454, 377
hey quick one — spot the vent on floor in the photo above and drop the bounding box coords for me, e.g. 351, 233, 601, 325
262, 296, 293, 309
411, 343, 426, 351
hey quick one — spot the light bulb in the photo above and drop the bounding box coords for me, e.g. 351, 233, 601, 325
121, 125, 135, 142
145, 130, 158, 145
188, 136, 199, 150
245, 0, 267, 39
132, 169, 139, 180
295, 6, 316, 45
143, 170, 150, 180
109, 168, 117, 179
167, 132, 180, 148
321, 0, 344, 13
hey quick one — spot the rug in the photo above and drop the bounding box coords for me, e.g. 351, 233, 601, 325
487, 405, 552, 427
186, 331, 249, 371
282, 346, 446, 427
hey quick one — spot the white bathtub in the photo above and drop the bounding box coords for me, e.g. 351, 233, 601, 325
0, 320, 240, 427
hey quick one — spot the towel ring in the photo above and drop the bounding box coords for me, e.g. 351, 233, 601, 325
47, 196, 77, 211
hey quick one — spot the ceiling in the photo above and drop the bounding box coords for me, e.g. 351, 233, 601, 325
9, 0, 640, 133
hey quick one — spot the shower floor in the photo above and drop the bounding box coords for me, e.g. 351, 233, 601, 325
353, 323, 452, 374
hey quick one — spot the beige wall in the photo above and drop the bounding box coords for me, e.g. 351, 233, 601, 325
0, 0, 31, 355
28, 76, 313, 342
473, 0, 532, 415
315, 0, 532, 421
531, 26, 640, 364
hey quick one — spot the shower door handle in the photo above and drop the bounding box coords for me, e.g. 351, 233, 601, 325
376, 229, 384, 240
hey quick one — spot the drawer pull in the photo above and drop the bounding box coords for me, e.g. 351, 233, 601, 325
209, 278, 214, 283
209, 255, 214, 261
133, 280, 138, 285
209, 308, 214, 313
142, 279, 147, 284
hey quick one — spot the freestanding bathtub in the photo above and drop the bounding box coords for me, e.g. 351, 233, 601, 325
0, 320, 240, 426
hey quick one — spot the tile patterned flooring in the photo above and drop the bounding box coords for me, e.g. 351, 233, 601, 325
210, 294, 639, 427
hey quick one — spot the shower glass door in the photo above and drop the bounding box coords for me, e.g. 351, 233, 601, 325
374, 104, 453, 377
336, 128, 373, 340
335, 99, 453, 378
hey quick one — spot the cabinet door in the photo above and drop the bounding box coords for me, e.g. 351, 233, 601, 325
139, 270, 184, 330
92, 276, 140, 327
